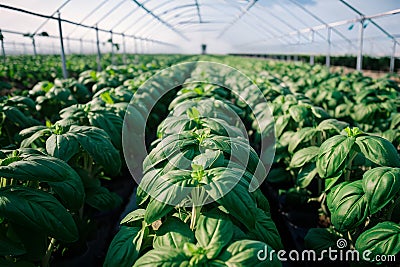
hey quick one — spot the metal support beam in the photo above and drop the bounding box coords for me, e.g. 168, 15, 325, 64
217, 0, 258, 39
310, 55, 314, 65
356, 19, 364, 71
287, 0, 355, 48
33, 0, 71, 36
0, 30, 5, 63
390, 40, 396, 73
326, 27, 331, 68
194, 0, 202, 23
80, 38, 83, 54
31, 36, 37, 56
57, 12, 68, 78
122, 33, 127, 65
130, 0, 190, 41
95, 26, 102, 71
110, 31, 115, 65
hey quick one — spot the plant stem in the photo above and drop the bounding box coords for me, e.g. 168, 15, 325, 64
190, 203, 197, 230
345, 152, 357, 181
42, 238, 56, 267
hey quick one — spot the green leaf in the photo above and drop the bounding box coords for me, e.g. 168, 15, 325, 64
317, 119, 349, 133
0, 154, 85, 210
70, 125, 121, 174
144, 170, 193, 224
362, 167, 400, 215
85, 185, 122, 211
317, 135, 355, 178
195, 210, 233, 259
133, 248, 190, 267
104, 226, 144, 267
288, 127, 316, 154
355, 222, 400, 258
0, 186, 78, 242
289, 105, 309, 123
327, 181, 368, 232
206, 169, 257, 230
218, 240, 281, 267
121, 209, 146, 226
154, 217, 195, 250
265, 167, 292, 185
247, 209, 283, 250
296, 162, 318, 188
46, 133, 80, 162
89, 109, 123, 150
192, 150, 224, 170
355, 135, 400, 167
275, 115, 290, 137
290, 146, 319, 169
187, 107, 201, 121
305, 228, 343, 254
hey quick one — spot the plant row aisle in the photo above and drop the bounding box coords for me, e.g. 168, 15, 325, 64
211, 57, 400, 264
0, 55, 192, 266
105, 61, 283, 266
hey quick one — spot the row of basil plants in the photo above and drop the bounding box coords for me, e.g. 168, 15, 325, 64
235, 58, 400, 262
105, 62, 283, 266
0, 56, 189, 266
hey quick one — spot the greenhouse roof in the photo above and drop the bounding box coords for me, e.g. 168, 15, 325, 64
1, 0, 399, 56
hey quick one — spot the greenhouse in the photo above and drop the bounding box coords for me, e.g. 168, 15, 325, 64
0, 0, 399, 266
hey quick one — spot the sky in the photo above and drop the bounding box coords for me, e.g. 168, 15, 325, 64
0, 0, 399, 56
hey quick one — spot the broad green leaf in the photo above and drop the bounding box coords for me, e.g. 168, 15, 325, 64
0, 186, 78, 242
206, 169, 257, 230
296, 162, 318, 188
70, 125, 121, 174
324, 173, 342, 192
355, 222, 400, 258
133, 248, 190, 267
247, 209, 283, 250
85, 185, 122, 211
290, 146, 319, 169
154, 217, 195, 249
266, 167, 292, 185
317, 135, 355, 178
304, 228, 343, 254
274, 115, 290, 138
89, 109, 123, 150
121, 209, 146, 226
362, 167, 400, 214
46, 134, 80, 162
104, 226, 144, 267
390, 113, 400, 129
143, 132, 198, 173
195, 210, 233, 259
317, 119, 349, 133
288, 127, 316, 154
192, 150, 224, 170
219, 240, 281, 267
289, 105, 309, 123
19, 127, 49, 148
0, 154, 84, 210
327, 181, 368, 232
144, 170, 194, 224
355, 135, 400, 167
